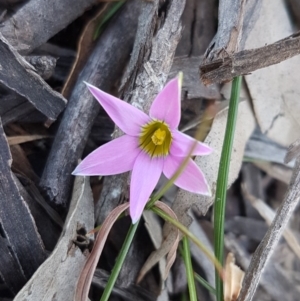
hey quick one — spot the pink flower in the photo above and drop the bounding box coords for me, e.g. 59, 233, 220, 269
73, 75, 212, 223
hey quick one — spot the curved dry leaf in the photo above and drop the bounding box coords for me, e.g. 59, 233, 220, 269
14, 176, 94, 301
75, 202, 129, 301
244, 0, 300, 146
62, 4, 110, 98
224, 253, 245, 301
137, 201, 180, 283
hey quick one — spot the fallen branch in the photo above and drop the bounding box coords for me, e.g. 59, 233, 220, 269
0, 119, 46, 293
0, 0, 101, 54
0, 33, 67, 122
200, 32, 300, 85
40, 0, 141, 206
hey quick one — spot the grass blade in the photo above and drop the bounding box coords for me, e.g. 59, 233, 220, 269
213, 76, 242, 301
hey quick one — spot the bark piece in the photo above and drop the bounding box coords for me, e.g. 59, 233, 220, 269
0, 118, 46, 284
0, 0, 101, 54
203, 0, 247, 61
175, 0, 216, 56
14, 176, 94, 301
0, 93, 35, 125
0, 236, 27, 295
169, 56, 220, 100
16, 175, 61, 251
225, 217, 267, 242
237, 153, 300, 301
245, 128, 293, 167
40, 0, 141, 206
200, 32, 300, 85
0, 33, 67, 121
24, 55, 57, 80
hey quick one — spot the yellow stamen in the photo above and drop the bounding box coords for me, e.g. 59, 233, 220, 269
151, 128, 166, 145
139, 120, 172, 157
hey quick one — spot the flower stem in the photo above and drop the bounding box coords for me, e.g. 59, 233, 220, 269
182, 236, 197, 301
100, 220, 139, 301
213, 76, 242, 301
194, 272, 216, 295
151, 205, 224, 278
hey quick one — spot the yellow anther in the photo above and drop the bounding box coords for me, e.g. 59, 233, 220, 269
151, 128, 166, 145
139, 120, 172, 157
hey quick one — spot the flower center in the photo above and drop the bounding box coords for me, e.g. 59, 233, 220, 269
151, 128, 166, 145
139, 120, 172, 157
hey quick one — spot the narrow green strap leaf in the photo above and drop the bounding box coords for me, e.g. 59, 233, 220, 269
194, 272, 216, 295
94, 1, 125, 40
182, 236, 197, 301
213, 76, 242, 301
100, 220, 139, 301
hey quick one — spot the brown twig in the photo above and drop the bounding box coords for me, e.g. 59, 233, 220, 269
200, 32, 300, 85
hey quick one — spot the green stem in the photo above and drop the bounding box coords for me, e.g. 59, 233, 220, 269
194, 272, 216, 295
151, 206, 224, 278
100, 220, 139, 301
213, 76, 242, 301
182, 236, 197, 301
94, 1, 125, 40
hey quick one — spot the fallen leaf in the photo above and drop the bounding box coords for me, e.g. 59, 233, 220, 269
14, 176, 94, 301
242, 184, 300, 260
224, 253, 245, 301
142, 210, 167, 288
75, 202, 129, 301
244, 0, 300, 146
137, 201, 180, 283
7, 134, 49, 145
62, 3, 117, 98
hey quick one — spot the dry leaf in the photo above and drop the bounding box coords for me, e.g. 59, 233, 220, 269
142, 210, 167, 287
75, 202, 129, 301
14, 176, 94, 301
137, 201, 180, 283
62, 3, 110, 97
244, 0, 300, 146
224, 253, 245, 301
7, 134, 49, 145
242, 184, 300, 260
253, 161, 292, 185
189, 213, 215, 287
157, 288, 169, 301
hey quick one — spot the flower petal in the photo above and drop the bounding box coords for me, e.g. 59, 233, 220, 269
170, 130, 213, 157
85, 83, 150, 135
149, 76, 181, 129
72, 135, 140, 176
163, 155, 211, 196
130, 152, 164, 223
